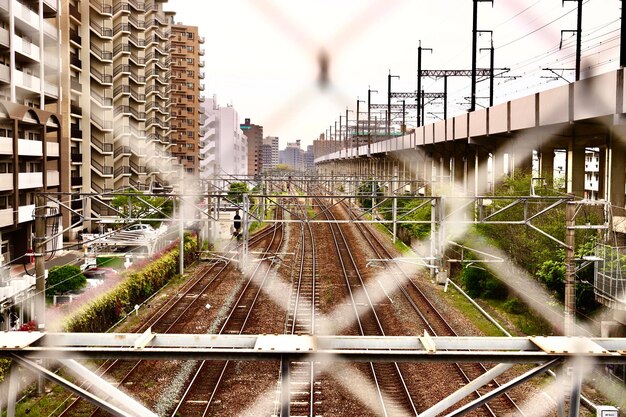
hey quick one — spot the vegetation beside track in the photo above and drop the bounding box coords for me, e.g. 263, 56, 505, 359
63, 234, 198, 332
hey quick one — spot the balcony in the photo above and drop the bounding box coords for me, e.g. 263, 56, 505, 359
92, 160, 113, 177
114, 166, 131, 178
129, 160, 146, 174
90, 90, 113, 107
18, 204, 36, 224
70, 102, 82, 116
71, 176, 82, 186
71, 152, 82, 163
114, 145, 131, 159
91, 44, 112, 62
46, 142, 60, 157
90, 1, 112, 16
14, 70, 41, 93
91, 114, 113, 131
0, 208, 12, 228
91, 135, 113, 154
44, 81, 59, 98
43, 21, 58, 41
47, 170, 60, 187
0, 26, 9, 48
18, 139, 43, 156
19, 172, 43, 189
13, 0, 39, 31
69, 2, 81, 21
0, 173, 12, 191
70, 77, 82, 92
90, 67, 113, 85
71, 126, 83, 140
0, 136, 11, 154
90, 20, 113, 38
70, 28, 81, 46
70, 52, 81, 69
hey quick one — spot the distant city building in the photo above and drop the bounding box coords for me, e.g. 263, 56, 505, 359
304, 145, 315, 172
170, 23, 205, 177
240, 118, 263, 176
200, 96, 247, 178
585, 148, 600, 200
281, 140, 304, 171
262, 136, 279, 171
313, 133, 340, 160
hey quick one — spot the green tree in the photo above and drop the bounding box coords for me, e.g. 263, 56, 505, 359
227, 182, 249, 204
46, 265, 87, 295
111, 191, 173, 228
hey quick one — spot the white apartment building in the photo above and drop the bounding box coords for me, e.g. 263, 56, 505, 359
262, 135, 279, 171
61, 0, 176, 227
585, 148, 600, 200
200, 96, 247, 178
0, 0, 61, 263
280, 140, 304, 171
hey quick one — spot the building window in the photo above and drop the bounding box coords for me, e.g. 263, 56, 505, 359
187, 32, 194, 39
186, 58, 194, 64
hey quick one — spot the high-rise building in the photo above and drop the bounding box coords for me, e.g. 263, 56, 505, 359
170, 23, 204, 176
200, 96, 247, 178
240, 118, 263, 176
280, 140, 304, 171
262, 136, 279, 172
304, 145, 315, 172
0, 0, 61, 261
60, 0, 176, 226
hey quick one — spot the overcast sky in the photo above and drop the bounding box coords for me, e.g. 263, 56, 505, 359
166, 0, 621, 148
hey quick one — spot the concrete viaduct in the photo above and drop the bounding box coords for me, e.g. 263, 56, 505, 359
315, 69, 626, 213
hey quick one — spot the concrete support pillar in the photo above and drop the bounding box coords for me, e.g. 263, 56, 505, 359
598, 147, 607, 200
607, 131, 626, 212
540, 146, 555, 188
566, 139, 585, 197
512, 147, 533, 176
492, 149, 508, 187
475, 147, 491, 195
453, 153, 465, 189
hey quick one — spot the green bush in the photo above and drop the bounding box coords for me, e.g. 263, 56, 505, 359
461, 266, 507, 300
64, 236, 197, 332
503, 298, 526, 315
47, 265, 87, 296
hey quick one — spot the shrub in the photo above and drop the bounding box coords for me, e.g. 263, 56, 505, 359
47, 265, 87, 296
503, 298, 526, 315
64, 235, 197, 333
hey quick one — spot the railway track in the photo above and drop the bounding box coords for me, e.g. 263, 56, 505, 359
50, 211, 284, 417
277, 197, 318, 417
170, 204, 286, 416
316, 195, 419, 417
337, 197, 524, 417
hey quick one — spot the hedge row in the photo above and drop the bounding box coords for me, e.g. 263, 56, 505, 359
64, 235, 197, 333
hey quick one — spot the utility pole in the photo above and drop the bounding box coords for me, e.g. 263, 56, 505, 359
356, 98, 365, 152
401, 100, 406, 134
622, 0, 626, 67
471, 0, 493, 112
564, 202, 576, 336
387, 72, 400, 138
367, 87, 377, 157
179, 166, 184, 276
417, 41, 432, 127
339, 115, 343, 155
479, 32, 494, 107
34, 194, 46, 330
345, 107, 350, 150
563, 0, 583, 80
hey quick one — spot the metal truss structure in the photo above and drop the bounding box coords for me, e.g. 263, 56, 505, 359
2, 332, 626, 417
